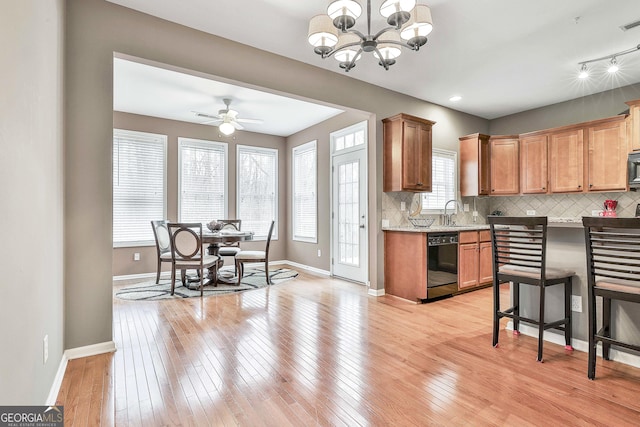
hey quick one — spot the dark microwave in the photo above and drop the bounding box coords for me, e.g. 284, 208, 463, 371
629, 152, 640, 189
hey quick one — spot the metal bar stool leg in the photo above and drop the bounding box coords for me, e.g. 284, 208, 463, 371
588, 286, 597, 380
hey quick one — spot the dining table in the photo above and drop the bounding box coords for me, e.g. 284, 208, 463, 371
202, 229, 254, 284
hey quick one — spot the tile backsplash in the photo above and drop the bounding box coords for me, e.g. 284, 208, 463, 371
382, 191, 640, 227
490, 192, 640, 218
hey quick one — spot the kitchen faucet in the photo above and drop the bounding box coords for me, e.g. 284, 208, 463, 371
443, 199, 463, 226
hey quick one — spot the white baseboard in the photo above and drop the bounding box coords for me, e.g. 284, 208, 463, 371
506, 321, 640, 369
46, 341, 117, 405
368, 288, 385, 297
113, 271, 161, 282
278, 260, 330, 277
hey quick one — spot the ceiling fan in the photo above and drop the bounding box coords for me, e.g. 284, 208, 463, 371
193, 98, 263, 135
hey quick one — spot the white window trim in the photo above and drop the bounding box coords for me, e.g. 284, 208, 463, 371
177, 137, 228, 224
421, 148, 458, 214
331, 120, 368, 154
113, 128, 167, 248
236, 144, 278, 241
292, 140, 317, 243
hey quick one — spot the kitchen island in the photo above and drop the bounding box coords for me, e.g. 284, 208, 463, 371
383, 224, 490, 303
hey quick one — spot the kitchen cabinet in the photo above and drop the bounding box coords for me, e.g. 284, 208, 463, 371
489, 135, 519, 195
519, 133, 548, 194
626, 99, 640, 152
458, 230, 492, 290
459, 133, 490, 197
383, 113, 435, 192
384, 231, 427, 301
587, 116, 628, 191
549, 127, 584, 193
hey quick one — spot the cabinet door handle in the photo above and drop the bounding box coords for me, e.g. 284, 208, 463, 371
578, 185, 582, 189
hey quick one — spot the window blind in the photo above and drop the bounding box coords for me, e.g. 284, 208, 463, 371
422, 149, 457, 212
292, 140, 317, 242
237, 145, 278, 239
113, 129, 166, 246
178, 138, 227, 224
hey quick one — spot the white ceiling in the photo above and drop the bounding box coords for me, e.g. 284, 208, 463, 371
109, 0, 640, 124
113, 58, 345, 137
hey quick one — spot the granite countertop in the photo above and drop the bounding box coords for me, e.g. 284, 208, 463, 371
383, 217, 589, 233
383, 224, 489, 233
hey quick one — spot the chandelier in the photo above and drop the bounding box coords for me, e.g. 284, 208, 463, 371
308, 0, 433, 72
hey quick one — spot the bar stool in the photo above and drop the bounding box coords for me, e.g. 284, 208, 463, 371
583, 217, 640, 379
489, 216, 575, 362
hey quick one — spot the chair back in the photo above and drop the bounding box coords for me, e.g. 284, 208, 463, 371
167, 222, 204, 263
583, 217, 640, 287
151, 220, 171, 256
488, 216, 548, 282
217, 219, 242, 247
264, 220, 275, 257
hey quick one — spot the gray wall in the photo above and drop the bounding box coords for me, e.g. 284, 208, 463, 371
1, 1, 64, 404
490, 82, 640, 134
113, 112, 288, 277
65, 0, 489, 349
286, 111, 372, 271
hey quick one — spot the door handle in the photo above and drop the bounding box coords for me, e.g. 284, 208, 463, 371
360, 224, 366, 229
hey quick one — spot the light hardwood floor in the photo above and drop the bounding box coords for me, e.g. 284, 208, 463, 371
57, 268, 640, 426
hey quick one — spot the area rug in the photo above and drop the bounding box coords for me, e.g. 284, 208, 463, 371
115, 267, 298, 301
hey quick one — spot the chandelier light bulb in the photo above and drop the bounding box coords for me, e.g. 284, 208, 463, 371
608, 57, 619, 73
219, 122, 235, 136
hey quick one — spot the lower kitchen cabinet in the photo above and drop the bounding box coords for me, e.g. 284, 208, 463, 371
458, 230, 493, 291
384, 231, 427, 301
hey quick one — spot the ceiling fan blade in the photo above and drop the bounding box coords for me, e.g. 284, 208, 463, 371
236, 118, 263, 124
201, 119, 222, 125
193, 111, 219, 119
232, 121, 244, 130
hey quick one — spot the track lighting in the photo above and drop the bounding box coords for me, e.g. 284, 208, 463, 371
577, 43, 639, 78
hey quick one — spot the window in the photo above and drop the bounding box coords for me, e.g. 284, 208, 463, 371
333, 121, 366, 152
113, 129, 167, 247
178, 138, 227, 224
292, 140, 317, 242
421, 149, 457, 213
237, 145, 278, 239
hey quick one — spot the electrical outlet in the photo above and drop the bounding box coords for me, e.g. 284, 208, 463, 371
43, 335, 49, 364
400, 202, 406, 211
317, 249, 321, 257
571, 295, 582, 312
133, 252, 140, 261
463, 203, 470, 212
526, 210, 536, 216
472, 211, 478, 217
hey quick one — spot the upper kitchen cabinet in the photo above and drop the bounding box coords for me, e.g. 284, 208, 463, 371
549, 127, 584, 193
519, 133, 548, 194
587, 116, 628, 192
489, 135, 519, 195
383, 113, 435, 192
459, 133, 490, 197
626, 99, 640, 152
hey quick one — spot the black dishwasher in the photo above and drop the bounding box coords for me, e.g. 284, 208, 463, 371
425, 232, 458, 301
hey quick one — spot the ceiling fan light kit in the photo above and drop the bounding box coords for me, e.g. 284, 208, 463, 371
577, 43, 640, 79
193, 98, 263, 136
308, 0, 433, 72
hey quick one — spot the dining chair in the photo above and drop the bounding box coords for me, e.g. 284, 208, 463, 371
217, 219, 242, 273
167, 222, 220, 296
583, 217, 640, 379
489, 216, 575, 362
151, 220, 172, 284
235, 220, 275, 286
